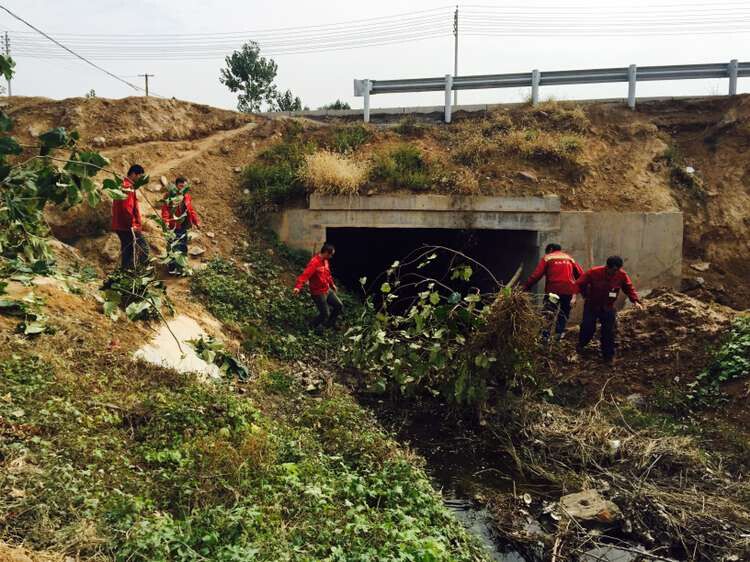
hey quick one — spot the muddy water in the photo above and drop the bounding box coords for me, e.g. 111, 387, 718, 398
364, 399, 533, 561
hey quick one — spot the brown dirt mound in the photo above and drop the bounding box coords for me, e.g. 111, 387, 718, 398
547, 288, 735, 400
6, 96, 255, 147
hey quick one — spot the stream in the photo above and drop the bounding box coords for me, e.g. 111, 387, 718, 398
365, 398, 656, 562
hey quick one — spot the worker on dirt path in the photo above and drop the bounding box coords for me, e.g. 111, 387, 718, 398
112, 164, 149, 270
523, 243, 584, 340
293, 243, 343, 330
576, 255, 643, 364
160, 177, 201, 275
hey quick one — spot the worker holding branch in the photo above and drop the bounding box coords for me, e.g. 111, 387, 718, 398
112, 164, 149, 270
523, 243, 583, 341
160, 176, 201, 275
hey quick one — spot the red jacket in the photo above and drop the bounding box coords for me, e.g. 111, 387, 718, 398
295, 254, 334, 296
523, 251, 583, 295
161, 193, 200, 230
111, 177, 142, 231
576, 266, 640, 309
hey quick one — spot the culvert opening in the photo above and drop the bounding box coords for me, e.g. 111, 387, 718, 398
326, 227, 539, 297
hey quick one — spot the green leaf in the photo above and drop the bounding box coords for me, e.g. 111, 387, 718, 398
447, 292, 461, 305
429, 292, 440, 305
0, 136, 21, 155
0, 111, 13, 133
0, 55, 15, 81
103, 300, 120, 320
39, 127, 70, 155
23, 320, 46, 335
125, 300, 152, 320
380, 282, 391, 294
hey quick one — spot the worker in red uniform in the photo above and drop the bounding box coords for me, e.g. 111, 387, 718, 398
112, 164, 149, 270
293, 243, 343, 329
576, 255, 643, 364
161, 177, 201, 275
523, 243, 584, 340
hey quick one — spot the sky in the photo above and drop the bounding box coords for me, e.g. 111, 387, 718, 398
0, 0, 747, 111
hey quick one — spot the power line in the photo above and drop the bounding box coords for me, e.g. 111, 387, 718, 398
0, 4, 152, 94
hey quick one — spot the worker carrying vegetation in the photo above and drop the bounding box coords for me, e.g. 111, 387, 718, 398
523, 243, 583, 340
112, 164, 149, 270
160, 177, 201, 275
576, 255, 643, 364
293, 243, 343, 329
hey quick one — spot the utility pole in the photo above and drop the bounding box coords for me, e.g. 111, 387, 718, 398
3, 32, 11, 96
138, 73, 154, 96
453, 6, 458, 106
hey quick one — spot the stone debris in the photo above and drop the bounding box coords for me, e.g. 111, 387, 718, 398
559, 490, 622, 524
690, 262, 710, 272
159, 175, 168, 187
92, 136, 106, 147
518, 170, 539, 183
188, 245, 206, 256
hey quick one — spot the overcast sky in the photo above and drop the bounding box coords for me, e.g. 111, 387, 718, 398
0, 0, 747, 110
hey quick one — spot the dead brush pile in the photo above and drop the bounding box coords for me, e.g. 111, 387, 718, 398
470, 288, 541, 390
492, 400, 750, 561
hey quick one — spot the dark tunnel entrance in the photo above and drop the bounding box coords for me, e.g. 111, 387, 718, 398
326, 227, 539, 298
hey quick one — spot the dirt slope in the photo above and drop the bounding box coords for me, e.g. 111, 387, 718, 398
5, 94, 749, 309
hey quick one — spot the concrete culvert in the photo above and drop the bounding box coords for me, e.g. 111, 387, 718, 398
325, 227, 539, 297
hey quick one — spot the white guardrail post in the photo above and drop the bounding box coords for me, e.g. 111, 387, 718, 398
531, 69, 540, 105
363, 79, 371, 123
627, 64, 637, 110
444, 74, 453, 123
729, 59, 739, 95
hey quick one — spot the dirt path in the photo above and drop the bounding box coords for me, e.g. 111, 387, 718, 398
147, 121, 258, 179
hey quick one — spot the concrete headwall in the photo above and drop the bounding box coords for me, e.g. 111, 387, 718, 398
270, 194, 683, 293
554, 211, 683, 291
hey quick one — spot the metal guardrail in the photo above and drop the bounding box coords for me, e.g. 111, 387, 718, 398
354, 60, 748, 123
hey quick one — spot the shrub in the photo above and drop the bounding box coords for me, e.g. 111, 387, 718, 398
481, 112, 513, 137
503, 129, 588, 182
394, 115, 427, 137
326, 124, 371, 153
346, 249, 541, 409
240, 137, 316, 224
319, 99, 351, 110
452, 132, 497, 166
371, 144, 432, 190
301, 151, 369, 195
523, 100, 590, 133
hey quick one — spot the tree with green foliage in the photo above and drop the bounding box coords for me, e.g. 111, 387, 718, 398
0, 55, 126, 270
220, 41, 303, 113
320, 99, 351, 110
274, 89, 303, 112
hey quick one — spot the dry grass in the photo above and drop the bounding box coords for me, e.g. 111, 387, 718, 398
300, 150, 369, 195
521, 100, 590, 133
494, 400, 750, 561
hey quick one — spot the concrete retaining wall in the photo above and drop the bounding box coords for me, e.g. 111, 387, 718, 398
270, 195, 683, 292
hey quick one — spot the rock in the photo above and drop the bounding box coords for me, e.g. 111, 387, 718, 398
266, 248, 274, 256
188, 245, 206, 256
193, 178, 202, 185
518, 170, 539, 183
147, 183, 162, 192
159, 175, 168, 187
206, 231, 216, 239
233, 166, 242, 173
685, 166, 695, 175
690, 262, 710, 272
559, 490, 622, 524
625, 393, 646, 409
682, 276, 706, 291
705, 190, 718, 197
220, 145, 231, 155
92, 136, 106, 147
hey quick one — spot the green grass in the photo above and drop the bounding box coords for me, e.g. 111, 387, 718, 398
326, 124, 372, 154
240, 136, 316, 224
371, 144, 432, 190
0, 353, 487, 561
